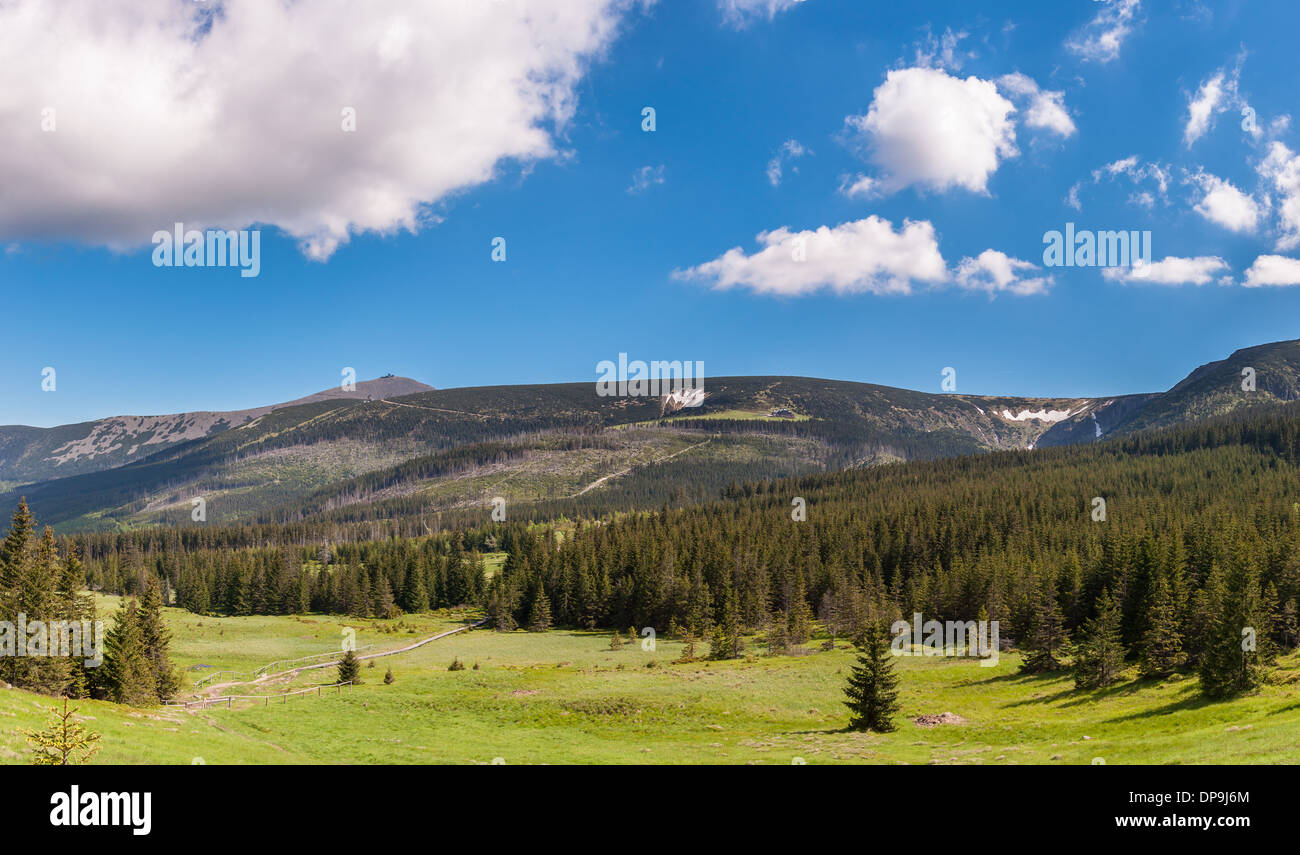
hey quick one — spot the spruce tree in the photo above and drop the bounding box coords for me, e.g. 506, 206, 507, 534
788, 573, 813, 645
19, 526, 70, 695
337, 648, 362, 684
767, 610, 790, 655
99, 600, 158, 706
1280, 598, 1299, 650
708, 582, 743, 660
1020, 577, 1069, 674
0, 500, 35, 687
400, 563, 428, 614
138, 576, 181, 703
374, 574, 397, 619
675, 629, 698, 663
383, 666, 395, 684
527, 583, 553, 632
1200, 555, 1268, 699
1139, 575, 1184, 678
23, 697, 101, 765
296, 571, 311, 615
843, 621, 901, 733
1073, 588, 1126, 689
57, 544, 94, 699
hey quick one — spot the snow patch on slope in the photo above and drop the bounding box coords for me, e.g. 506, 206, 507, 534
999, 408, 1075, 423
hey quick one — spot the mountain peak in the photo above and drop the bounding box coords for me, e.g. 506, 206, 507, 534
274, 376, 435, 409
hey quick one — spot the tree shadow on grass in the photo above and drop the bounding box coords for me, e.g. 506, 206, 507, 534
1099, 692, 1222, 724
1053, 678, 1156, 709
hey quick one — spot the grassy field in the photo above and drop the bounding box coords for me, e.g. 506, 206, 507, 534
3, 603, 1300, 764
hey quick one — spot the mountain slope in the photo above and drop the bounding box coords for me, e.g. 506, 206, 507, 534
0, 376, 1117, 530
1110, 339, 1300, 435
7, 339, 1300, 532
0, 376, 433, 485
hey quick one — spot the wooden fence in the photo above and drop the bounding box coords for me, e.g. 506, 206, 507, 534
175, 681, 354, 710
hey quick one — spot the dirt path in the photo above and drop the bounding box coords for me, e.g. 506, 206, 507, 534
190, 619, 487, 701
378, 399, 486, 419
565, 437, 713, 498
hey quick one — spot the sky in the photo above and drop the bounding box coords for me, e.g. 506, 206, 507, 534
3, 0, 1300, 427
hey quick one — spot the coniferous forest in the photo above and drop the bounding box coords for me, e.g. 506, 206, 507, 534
12, 402, 1300, 703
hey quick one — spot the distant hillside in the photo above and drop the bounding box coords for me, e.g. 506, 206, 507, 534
0, 376, 433, 485
5, 340, 1300, 532
1110, 340, 1300, 435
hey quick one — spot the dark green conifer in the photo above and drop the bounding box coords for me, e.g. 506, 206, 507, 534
1139, 575, 1184, 678
843, 621, 901, 733
1074, 588, 1126, 689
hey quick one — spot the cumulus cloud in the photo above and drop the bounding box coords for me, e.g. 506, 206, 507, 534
1102, 255, 1229, 285
954, 250, 1051, 296
766, 139, 810, 186
0, 0, 635, 259
1243, 255, 1300, 287
673, 217, 948, 297
718, 0, 805, 28
1190, 172, 1264, 233
997, 73, 1077, 137
1259, 142, 1300, 250
675, 217, 1045, 299
1066, 0, 1141, 64
844, 67, 1018, 195
628, 165, 666, 194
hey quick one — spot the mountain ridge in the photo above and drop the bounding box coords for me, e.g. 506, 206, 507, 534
0, 376, 433, 484
4, 340, 1299, 531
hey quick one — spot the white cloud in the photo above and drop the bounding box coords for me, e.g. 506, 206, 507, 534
1102, 255, 1229, 285
997, 73, 1076, 137
1065, 183, 1083, 211
838, 174, 879, 199
1066, 0, 1141, 64
719, 0, 805, 28
1183, 61, 1257, 147
911, 27, 971, 71
676, 217, 1044, 299
845, 67, 1018, 195
1071, 155, 1169, 211
628, 165, 666, 194
766, 139, 809, 186
673, 217, 948, 296
954, 250, 1051, 296
1190, 172, 1264, 233
1185, 72, 1228, 146
0, 0, 635, 259
1094, 156, 1169, 194
1243, 255, 1300, 287
1259, 142, 1300, 250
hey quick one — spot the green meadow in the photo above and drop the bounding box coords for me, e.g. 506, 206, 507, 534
3, 601, 1299, 764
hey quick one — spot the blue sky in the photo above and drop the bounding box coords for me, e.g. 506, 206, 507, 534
3, 0, 1300, 427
